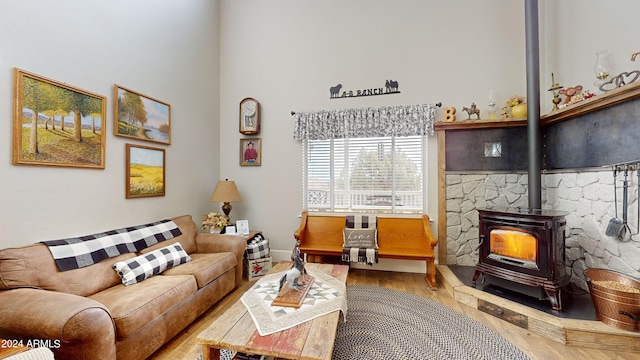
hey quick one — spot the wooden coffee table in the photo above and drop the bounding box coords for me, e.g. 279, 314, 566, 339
197, 261, 349, 360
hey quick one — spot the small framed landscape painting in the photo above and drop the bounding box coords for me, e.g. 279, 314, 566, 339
240, 138, 261, 166
12, 68, 106, 169
126, 144, 166, 198
114, 85, 171, 145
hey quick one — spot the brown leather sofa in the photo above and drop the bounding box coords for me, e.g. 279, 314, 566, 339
0, 215, 246, 360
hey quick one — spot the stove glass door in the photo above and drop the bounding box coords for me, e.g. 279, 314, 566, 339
488, 228, 538, 269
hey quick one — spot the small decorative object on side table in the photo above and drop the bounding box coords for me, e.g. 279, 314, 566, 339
200, 212, 229, 234
236, 220, 250, 236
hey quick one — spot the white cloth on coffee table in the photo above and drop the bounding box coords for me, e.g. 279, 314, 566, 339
241, 268, 347, 336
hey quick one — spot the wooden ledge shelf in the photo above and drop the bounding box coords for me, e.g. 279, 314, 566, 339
541, 81, 640, 125
435, 119, 527, 131
435, 81, 640, 131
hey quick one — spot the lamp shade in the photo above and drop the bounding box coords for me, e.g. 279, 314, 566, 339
209, 180, 242, 203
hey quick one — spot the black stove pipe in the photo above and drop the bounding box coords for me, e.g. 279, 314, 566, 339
525, 0, 541, 209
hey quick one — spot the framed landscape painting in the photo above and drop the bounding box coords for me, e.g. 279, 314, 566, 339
12, 68, 106, 169
126, 144, 166, 198
114, 85, 171, 145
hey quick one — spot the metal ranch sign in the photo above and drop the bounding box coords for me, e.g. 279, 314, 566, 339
329, 80, 400, 99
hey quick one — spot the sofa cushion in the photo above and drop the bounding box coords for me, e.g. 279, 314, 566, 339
140, 215, 198, 255
0, 243, 133, 296
113, 243, 191, 286
161, 252, 236, 288
89, 274, 196, 339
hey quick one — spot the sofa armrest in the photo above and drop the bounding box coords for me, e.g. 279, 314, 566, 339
0, 288, 116, 360
195, 233, 246, 287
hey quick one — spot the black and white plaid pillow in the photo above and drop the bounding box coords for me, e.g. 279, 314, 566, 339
113, 242, 191, 286
245, 234, 270, 260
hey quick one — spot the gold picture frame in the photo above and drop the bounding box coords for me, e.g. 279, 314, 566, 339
240, 138, 261, 166
114, 85, 171, 145
126, 144, 166, 198
12, 68, 106, 169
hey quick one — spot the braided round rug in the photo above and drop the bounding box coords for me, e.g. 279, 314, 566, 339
332, 285, 530, 360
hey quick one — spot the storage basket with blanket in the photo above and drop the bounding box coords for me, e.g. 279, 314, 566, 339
244, 233, 272, 280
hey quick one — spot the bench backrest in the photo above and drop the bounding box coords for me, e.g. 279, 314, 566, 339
295, 212, 435, 257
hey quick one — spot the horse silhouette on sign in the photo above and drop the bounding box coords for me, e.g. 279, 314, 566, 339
385, 79, 399, 92
329, 84, 342, 98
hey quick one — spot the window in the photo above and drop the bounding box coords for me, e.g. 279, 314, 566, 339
293, 103, 436, 214
302, 135, 427, 213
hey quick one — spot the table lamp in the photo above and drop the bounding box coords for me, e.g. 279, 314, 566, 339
209, 179, 242, 217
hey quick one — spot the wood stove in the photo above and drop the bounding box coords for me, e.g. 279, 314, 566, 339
472, 207, 570, 312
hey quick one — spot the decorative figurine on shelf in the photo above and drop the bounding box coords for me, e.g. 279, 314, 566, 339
278, 240, 307, 293
443, 107, 457, 122
486, 89, 498, 120
548, 73, 564, 111
558, 85, 583, 105
500, 106, 509, 120
462, 103, 481, 120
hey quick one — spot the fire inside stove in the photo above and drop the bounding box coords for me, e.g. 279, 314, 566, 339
488, 229, 539, 270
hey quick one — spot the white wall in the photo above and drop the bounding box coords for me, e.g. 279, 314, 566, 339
542, 0, 640, 110
0, 0, 220, 246
219, 0, 640, 271
218, 0, 529, 270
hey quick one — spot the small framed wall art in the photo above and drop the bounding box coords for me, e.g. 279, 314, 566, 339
12, 68, 107, 169
239, 97, 260, 135
126, 143, 166, 198
114, 85, 171, 145
240, 138, 261, 166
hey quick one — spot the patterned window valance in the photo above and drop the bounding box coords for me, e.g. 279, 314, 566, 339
293, 103, 437, 141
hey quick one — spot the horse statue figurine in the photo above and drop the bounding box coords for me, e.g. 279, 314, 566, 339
278, 240, 307, 292
462, 103, 481, 120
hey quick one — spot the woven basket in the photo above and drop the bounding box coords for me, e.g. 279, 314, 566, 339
584, 268, 640, 332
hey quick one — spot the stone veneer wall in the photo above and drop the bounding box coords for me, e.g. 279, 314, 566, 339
446, 171, 640, 290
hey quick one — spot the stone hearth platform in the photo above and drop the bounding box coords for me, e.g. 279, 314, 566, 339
437, 264, 640, 353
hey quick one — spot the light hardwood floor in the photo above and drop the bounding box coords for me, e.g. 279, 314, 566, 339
148, 268, 640, 360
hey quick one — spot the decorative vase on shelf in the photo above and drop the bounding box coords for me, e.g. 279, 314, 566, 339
511, 103, 527, 119
209, 228, 221, 234
593, 50, 610, 94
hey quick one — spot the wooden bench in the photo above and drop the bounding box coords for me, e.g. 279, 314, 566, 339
294, 211, 438, 287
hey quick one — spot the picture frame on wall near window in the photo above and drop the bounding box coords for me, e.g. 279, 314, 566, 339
240, 138, 261, 166
114, 85, 171, 145
126, 143, 166, 198
12, 68, 107, 169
